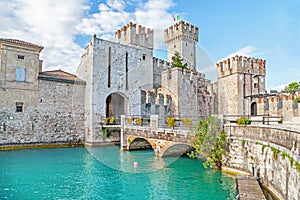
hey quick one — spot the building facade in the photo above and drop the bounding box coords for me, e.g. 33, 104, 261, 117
0, 39, 85, 145
77, 21, 214, 144
1, 20, 298, 146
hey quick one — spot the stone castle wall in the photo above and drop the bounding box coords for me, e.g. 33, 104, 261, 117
217, 55, 266, 115
257, 93, 300, 122
223, 125, 300, 200
0, 79, 85, 145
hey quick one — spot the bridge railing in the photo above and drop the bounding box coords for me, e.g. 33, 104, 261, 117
224, 114, 283, 125
158, 115, 207, 130
123, 115, 151, 127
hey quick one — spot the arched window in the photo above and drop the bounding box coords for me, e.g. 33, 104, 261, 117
251, 102, 257, 116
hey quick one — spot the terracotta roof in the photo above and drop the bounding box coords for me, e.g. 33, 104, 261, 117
39, 69, 85, 84
0, 38, 43, 51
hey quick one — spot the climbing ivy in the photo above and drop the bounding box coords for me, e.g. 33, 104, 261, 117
188, 116, 226, 169
255, 142, 299, 169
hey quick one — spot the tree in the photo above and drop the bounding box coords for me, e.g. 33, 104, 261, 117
188, 116, 226, 169
171, 51, 188, 70
285, 81, 300, 103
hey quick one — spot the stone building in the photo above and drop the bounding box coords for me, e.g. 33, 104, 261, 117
216, 55, 266, 116
0, 39, 85, 145
77, 21, 214, 144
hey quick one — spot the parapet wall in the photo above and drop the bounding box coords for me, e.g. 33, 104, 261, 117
164, 21, 199, 43
223, 124, 300, 200
141, 90, 172, 118
153, 58, 171, 88
115, 22, 153, 49
216, 55, 266, 77
256, 93, 300, 122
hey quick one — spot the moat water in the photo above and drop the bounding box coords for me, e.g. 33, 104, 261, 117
0, 146, 236, 199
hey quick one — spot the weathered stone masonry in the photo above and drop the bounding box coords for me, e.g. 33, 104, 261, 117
223, 125, 300, 200
0, 38, 85, 146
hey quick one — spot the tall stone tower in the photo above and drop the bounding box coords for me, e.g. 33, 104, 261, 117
164, 21, 199, 70
115, 22, 154, 89
216, 55, 266, 116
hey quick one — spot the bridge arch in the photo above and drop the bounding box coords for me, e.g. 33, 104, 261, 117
128, 137, 153, 150
162, 144, 194, 157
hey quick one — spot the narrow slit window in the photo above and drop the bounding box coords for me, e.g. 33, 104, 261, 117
108, 47, 111, 88
126, 52, 128, 90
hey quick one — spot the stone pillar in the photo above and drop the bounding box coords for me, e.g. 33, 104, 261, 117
120, 115, 126, 149
150, 115, 158, 134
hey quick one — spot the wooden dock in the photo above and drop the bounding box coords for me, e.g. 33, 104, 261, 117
236, 175, 266, 200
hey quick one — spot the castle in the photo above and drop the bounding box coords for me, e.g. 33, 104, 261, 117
0, 21, 299, 146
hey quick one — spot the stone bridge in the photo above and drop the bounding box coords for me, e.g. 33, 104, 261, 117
120, 115, 194, 157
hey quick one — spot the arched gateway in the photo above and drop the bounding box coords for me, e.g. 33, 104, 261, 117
106, 92, 130, 120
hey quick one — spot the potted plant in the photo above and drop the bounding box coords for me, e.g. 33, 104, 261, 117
167, 117, 175, 128
182, 118, 192, 128
136, 117, 143, 126
127, 116, 134, 124
236, 117, 251, 125
109, 116, 115, 124
104, 118, 109, 125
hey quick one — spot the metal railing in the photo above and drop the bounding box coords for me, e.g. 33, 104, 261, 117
224, 114, 283, 125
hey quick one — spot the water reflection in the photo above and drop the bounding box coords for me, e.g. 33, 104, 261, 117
86, 146, 181, 173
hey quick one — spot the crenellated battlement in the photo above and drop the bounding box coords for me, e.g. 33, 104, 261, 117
256, 92, 300, 122
115, 22, 153, 49
164, 21, 199, 43
153, 58, 171, 71
216, 55, 266, 78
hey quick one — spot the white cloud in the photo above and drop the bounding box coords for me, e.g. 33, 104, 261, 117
0, 0, 176, 74
269, 83, 288, 92
220, 45, 268, 62
224, 46, 256, 59
0, 0, 88, 74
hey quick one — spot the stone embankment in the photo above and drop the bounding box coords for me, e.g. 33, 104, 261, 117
223, 124, 300, 200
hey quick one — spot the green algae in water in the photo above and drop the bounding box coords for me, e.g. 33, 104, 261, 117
0, 147, 236, 199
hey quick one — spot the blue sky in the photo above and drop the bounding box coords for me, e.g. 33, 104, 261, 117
1, 0, 299, 90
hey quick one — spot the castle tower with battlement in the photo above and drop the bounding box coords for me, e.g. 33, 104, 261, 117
115, 22, 154, 90
216, 55, 266, 116
115, 22, 153, 57
164, 21, 199, 71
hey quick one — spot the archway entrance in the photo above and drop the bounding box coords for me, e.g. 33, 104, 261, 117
251, 102, 257, 116
106, 93, 129, 121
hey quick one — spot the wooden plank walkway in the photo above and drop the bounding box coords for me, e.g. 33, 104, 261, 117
236, 175, 266, 200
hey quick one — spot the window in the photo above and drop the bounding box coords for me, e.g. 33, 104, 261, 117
142, 54, 146, 60
254, 83, 258, 88
126, 52, 128, 90
278, 96, 283, 109
174, 45, 176, 48
16, 68, 26, 82
266, 98, 269, 110
16, 102, 23, 112
17, 55, 24, 59
108, 47, 111, 88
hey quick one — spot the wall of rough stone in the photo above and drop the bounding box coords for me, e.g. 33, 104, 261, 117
216, 55, 266, 116
223, 125, 300, 200
257, 93, 300, 123
77, 36, 146, 144
160, 67, 214, 117
0, 79, 85, 145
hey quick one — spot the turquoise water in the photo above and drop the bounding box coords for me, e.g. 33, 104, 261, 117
0, 146, 236, 199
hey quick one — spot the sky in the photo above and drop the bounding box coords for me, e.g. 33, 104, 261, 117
1, 0, 299, 90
